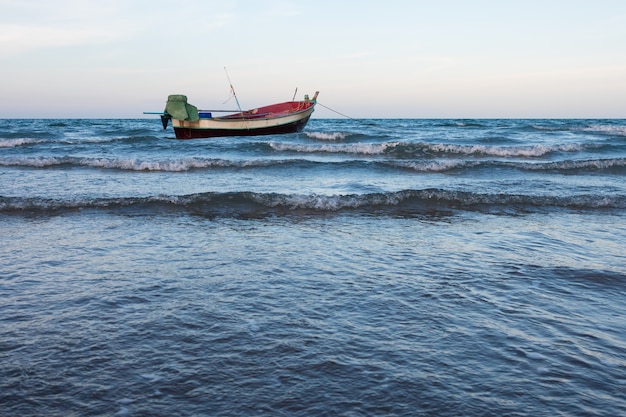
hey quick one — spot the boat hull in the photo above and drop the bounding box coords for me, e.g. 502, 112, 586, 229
171, 101, 315, 139
172, 108, 313, 139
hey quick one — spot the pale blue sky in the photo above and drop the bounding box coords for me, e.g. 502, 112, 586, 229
1, 0, 625, 118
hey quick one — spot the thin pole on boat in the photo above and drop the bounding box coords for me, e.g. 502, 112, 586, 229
224, 67, 242, 113
292, 87, 298, 101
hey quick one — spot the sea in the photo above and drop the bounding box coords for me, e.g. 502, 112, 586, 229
1, 117, 625, 417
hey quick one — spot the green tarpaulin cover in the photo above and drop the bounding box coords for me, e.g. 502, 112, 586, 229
164, 95, 199, 121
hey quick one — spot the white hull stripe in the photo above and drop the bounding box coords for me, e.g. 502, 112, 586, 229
172, 107, 314, 131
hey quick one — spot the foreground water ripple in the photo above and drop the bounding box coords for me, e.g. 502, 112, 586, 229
1, 119, 626, 416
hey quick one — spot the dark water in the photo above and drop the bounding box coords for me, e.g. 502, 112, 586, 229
1, 118, 625, 416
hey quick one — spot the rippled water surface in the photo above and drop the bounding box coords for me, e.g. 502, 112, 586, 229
1, 118, 625, 416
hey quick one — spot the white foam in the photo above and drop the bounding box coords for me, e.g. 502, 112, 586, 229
101, 158, 276, 171
538, 158, 626, 171
0, 156, 275, 171
582, 125, 626, 136
0, 138, 43, 148
0, 156, 62, 167
392, 160, 469, 172
304, 131, 351, 141
86, 157, 207, 171
256, 192, 400, 211
428, 143, 583, 157
270, 142, 396, 155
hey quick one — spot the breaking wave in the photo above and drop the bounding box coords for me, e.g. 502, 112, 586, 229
581, 125, 626, 137
2, 189, 624, 216
388, 158, 626, 173
57, 135, 159, 145
270, 141, 597, 157
530, 123, 626, 137
410, 143, 588, 157
0, 156, 302, 171
304, 131, 355, 141
0, 138, 45, 148
2, 155, 625, 174
0, 135, 159, 147
269, 141, 397, 155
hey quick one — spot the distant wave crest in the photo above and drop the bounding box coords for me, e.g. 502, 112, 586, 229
581, 125, 626, 137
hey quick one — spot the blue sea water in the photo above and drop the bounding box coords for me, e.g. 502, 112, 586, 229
1, 118, 625, 416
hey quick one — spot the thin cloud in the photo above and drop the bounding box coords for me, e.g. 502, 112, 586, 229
264, 1, 302, 17
0, 0, 138, 57
0, 23, 130, 56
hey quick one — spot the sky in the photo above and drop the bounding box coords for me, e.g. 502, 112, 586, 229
1, 0, 625, 118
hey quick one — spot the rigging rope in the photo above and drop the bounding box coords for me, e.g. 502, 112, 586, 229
316, 101, 359, 121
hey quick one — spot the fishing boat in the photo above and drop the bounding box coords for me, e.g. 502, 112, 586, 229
152, 92, 318, 139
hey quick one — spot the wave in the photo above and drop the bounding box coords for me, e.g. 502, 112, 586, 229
2, 189, 624, 216
411, 143, 589, 157
438, 120, 488, 128
389, 158, 626, 173
304, 131, 357, 141
2, 154, 625, 174
270, 141, 598, 158
269, 141, 397, 155
530, 123, 626, 137
0, 135, 159, 148
48, 121, 68, 127
57, 135, 159, 145
581, 125, 626, 137
0, 138, 45, 148
511, 158, 626, 173
0, 156, 305, 171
